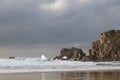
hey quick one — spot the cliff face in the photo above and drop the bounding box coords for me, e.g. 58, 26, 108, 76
54, 47, 86, 61
54, 30, 120, 61
83, 30, 120, 61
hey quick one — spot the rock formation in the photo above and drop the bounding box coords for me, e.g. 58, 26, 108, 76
54, 29, 120, 61
82, 30, 120, 61
54, 47, 86, 61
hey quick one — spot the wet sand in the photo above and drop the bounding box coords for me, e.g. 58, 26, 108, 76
0, 71, 120, 80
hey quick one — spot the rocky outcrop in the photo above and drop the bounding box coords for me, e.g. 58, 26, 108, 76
54, 29, 120, 61
82, 30, 120, 61
54, 47, 86, 61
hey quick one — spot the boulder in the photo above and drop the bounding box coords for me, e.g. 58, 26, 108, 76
54, 47, 86, 61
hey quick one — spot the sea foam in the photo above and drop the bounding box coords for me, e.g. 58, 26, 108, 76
0, 58, 120, 73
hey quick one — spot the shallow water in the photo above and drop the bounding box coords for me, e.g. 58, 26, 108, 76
0, 71, 120, 80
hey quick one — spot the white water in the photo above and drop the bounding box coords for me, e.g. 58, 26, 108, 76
0, 58, 120, 73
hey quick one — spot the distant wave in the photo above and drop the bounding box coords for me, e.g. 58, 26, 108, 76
0, 58, 120, 73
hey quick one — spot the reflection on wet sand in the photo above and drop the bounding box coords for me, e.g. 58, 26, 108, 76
61, 71, 120, 80
0, 71, 120, 80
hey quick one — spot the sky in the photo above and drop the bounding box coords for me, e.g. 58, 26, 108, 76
0, 0, 120, 58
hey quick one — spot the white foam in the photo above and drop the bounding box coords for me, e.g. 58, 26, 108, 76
40, 55, 48, 61
0, 58, 120, 73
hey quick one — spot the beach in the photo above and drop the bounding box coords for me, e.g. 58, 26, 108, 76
0, 59, 120, 80
0, 71, 120, 80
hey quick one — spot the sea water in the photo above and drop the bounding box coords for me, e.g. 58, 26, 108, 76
0, 58, 120, 73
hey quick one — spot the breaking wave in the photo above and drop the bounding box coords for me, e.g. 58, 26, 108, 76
0, 58, 120, 73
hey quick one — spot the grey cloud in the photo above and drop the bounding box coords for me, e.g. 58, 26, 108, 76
0, 0, 120, 50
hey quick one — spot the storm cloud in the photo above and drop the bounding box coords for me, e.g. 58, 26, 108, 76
0, 0, 120, 58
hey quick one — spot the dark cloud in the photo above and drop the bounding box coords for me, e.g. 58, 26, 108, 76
0, 0, 120, 57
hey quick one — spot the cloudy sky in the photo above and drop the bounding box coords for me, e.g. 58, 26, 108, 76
0, 0, 120, 58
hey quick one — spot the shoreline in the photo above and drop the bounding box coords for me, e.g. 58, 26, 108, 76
0, 68, 120, 74
0, 70, 119, 80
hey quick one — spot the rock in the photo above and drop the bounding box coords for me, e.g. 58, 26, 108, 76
9, 57, 15, 59
83, 30, 120, 61
54, 29, 120, 62
54, 47, 86, 61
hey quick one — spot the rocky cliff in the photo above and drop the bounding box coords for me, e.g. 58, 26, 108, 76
54, 30, 120, 61
82, 30, 120, 61
54, 47, 86, 61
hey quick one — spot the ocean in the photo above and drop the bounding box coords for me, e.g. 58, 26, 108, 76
0, 58, 120, 80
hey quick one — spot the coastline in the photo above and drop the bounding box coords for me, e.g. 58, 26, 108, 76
0, 70, 120, 80
0, 67, 120, 74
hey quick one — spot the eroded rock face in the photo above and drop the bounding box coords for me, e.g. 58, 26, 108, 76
54, 47, 86, 61
54, 30, 120, 62
83, 30, 120, 61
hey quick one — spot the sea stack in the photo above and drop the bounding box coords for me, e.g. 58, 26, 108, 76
82, 29, 120, 61
54, 47, 86, 61
54, 29, 120, 62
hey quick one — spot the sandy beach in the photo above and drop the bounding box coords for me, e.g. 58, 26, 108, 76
0, 71, 120, 80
